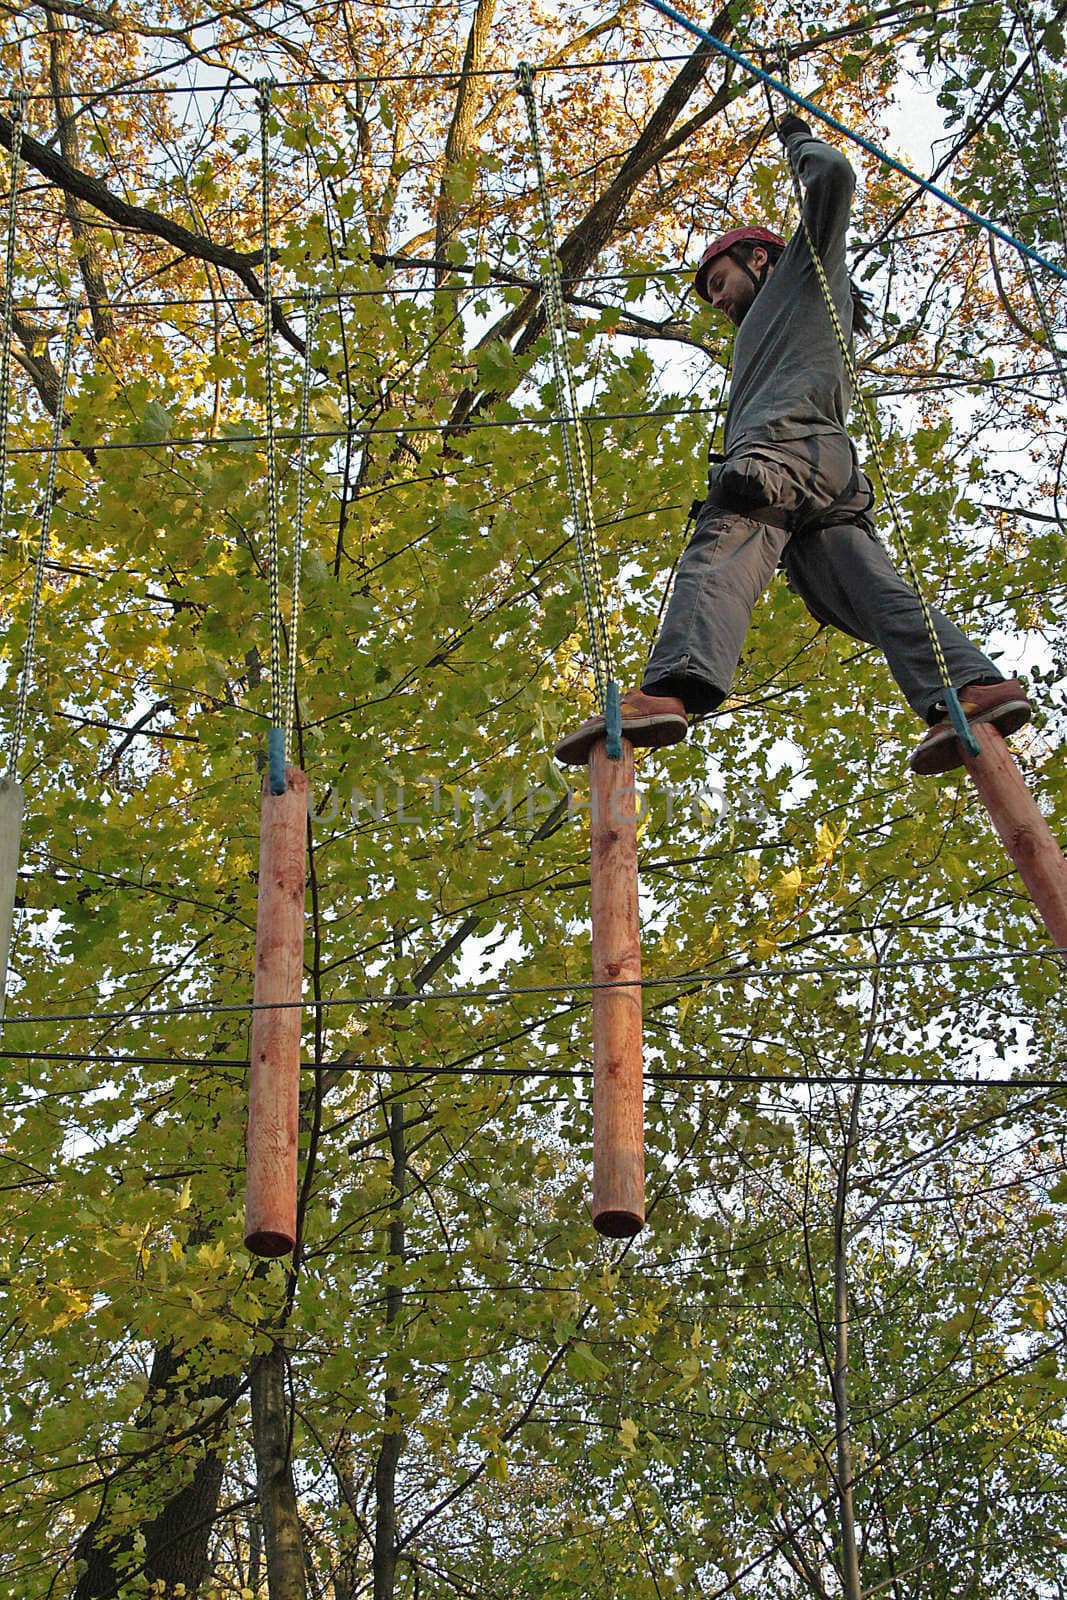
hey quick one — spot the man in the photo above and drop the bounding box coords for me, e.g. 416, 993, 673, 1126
555, 117, 1031, 774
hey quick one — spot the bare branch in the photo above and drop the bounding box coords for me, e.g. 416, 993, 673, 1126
10, 308, 62, 414
0, 110, 305, 355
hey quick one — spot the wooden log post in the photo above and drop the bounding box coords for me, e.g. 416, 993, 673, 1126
961, 724, 1067, 950
245, 765, 308, 1257
588, 737, 644, 1237
0, 778, 24, 1021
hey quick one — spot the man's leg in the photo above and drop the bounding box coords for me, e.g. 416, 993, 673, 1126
782, 521, 1029, 771
782, 521, 1001, 717
642, 505, 792, 713
554, 504, 789, 764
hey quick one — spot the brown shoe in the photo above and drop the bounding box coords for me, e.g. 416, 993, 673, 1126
554, 688, 688, 766
909, 678, 1032, 776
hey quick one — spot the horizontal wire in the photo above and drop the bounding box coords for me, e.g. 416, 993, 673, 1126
0, 1046, 1062, 1094
12, 233, 1060, 322
3, 220, 1014, 320
11, 358, 1063, 456
874, 367, 1065, 396
2, 946, 1063, 1029
5, 215, 1060, 321
11, 53, 699, 102
4, 3, 994, 103
9, 268, 698, 316
4, 407, 714, 455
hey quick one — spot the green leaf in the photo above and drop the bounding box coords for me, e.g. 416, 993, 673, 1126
565, 1343, 610, 1384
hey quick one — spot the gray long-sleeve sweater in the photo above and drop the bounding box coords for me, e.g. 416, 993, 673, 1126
723, 131, 857, 455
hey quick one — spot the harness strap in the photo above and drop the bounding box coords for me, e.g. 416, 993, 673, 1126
703, 482, 790, 529
790, 446, 875, 538
703, 455, 872, 535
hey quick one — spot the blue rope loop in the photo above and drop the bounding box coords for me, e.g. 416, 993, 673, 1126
642, 0, 1067, 285
605, 680, 623, 761
943, 687, 981, 759
268, 726, 287, 795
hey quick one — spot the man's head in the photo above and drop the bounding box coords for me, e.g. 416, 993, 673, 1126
695, 224, 875, 336
694, 226, 785, 325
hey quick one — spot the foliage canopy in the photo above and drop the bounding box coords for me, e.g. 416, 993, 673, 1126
0, 0, 1065, 1596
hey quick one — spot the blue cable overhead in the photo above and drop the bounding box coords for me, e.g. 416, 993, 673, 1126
643, 0, 1067, 284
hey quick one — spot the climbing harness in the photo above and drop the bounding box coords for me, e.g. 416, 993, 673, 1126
258, 80, 287, 796
516, 62, 622, 759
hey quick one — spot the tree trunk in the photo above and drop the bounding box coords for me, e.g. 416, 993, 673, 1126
251, 1341, 308, 1600
372, 1099, 407, 1600
73, 1343, 239, 1599
249, 1510, 263, 1594
434, 0, 497, 269
832, 1084, 864, 1600
45, 11, 113, 341
331, 1427, 368, 1600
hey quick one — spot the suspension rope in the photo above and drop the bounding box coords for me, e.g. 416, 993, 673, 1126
285, 288, 318, 763
1009, 7, 1067, 418
1013, 0, 1067, 254
257, 79, 286, 796
8, 302, 78, 777
0, 92, 25, 543
643, 0, 1067, 286
516, 61, 622, 758
1010, 211, 1067, 412
764, 68, 980, 754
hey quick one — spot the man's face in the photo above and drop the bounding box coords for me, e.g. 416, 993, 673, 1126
703, 247, 770, 326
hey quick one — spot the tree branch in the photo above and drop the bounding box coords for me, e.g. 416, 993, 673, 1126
449, 14, 734, 426
0, 110, 305, 355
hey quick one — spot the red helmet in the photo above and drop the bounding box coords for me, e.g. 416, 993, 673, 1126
694, 226, 785, 302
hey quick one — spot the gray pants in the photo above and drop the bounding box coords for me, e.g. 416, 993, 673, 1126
642, 436, 1000, 720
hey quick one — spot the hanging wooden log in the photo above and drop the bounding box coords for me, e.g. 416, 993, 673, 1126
0, 778, 24, 1020
589, 736, 644, 1236
962, 724, 1067, 950
245, 765, 308, 1257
